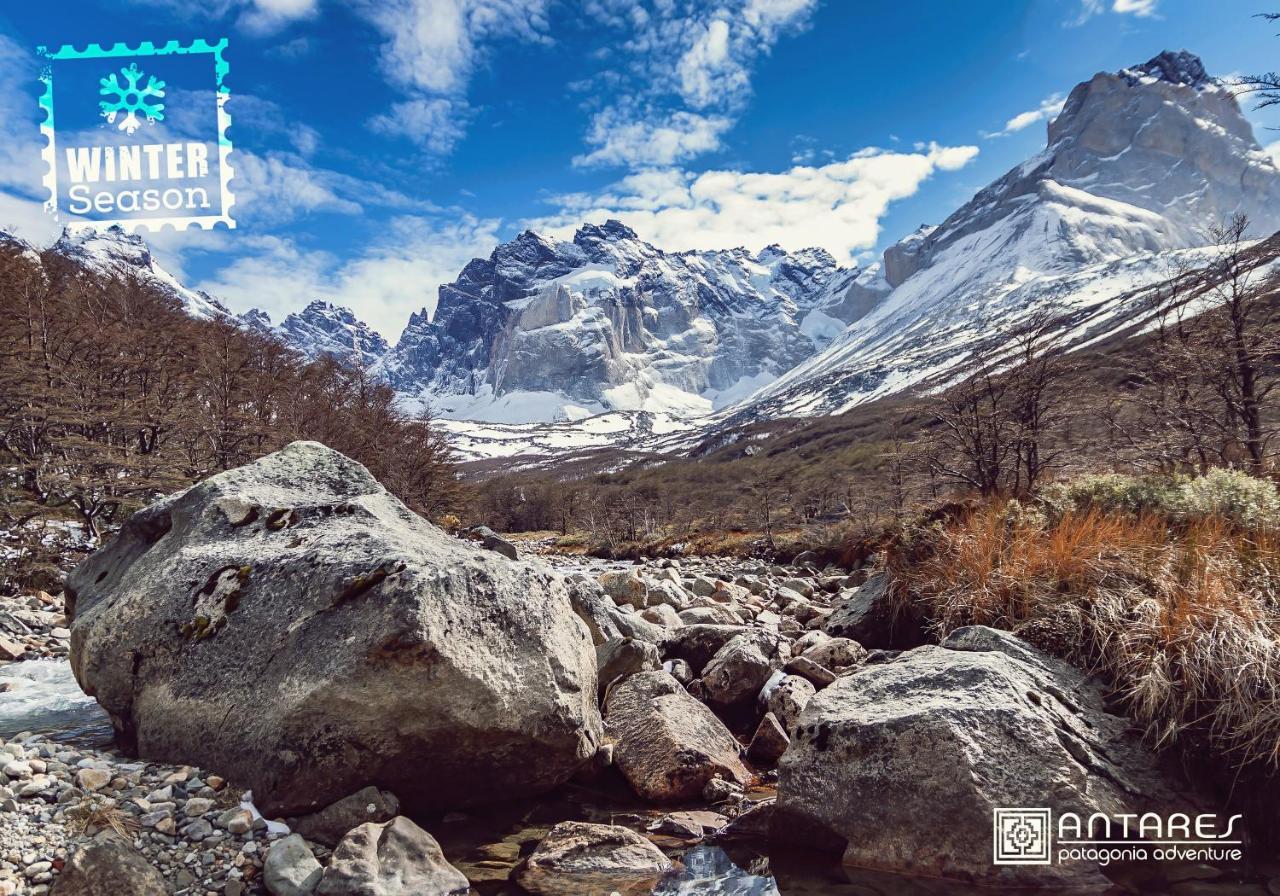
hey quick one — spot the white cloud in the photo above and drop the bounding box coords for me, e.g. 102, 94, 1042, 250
124, 0, 317, 33
1072, 0, 1158, 24
983, 93, 1065, 138
352, 0, 551, 153
1265, 140, 1280, 167
369, 98, 468, 156
677, 17, 738, 109
1111, 0, 1158, 16
576, 0, 817, 168
574, 108, 732, 168
230, 94, 321, 156
0, 35, 44, 200
537, 142, 979, 262
233, 152, 363, 224
192, 215, 503, 338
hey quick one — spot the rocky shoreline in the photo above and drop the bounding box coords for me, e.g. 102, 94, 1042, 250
2, 443, 1278, 895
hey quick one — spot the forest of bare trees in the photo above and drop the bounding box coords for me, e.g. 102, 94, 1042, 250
0, 240, 462, 590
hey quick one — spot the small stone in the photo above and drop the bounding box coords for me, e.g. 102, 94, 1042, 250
264, 834, 322, 896
217, 808, 254, 835
784, 654, 836, 688
184, 797, 215, 817
75, 768, 111, 791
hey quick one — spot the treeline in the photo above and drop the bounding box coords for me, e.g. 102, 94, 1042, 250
0, 241, 462, 579
471, 217, 1280, 551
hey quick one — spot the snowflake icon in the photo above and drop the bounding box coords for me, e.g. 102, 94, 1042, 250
99, 62, 165, 134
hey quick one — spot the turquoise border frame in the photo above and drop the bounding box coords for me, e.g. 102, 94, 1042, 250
38, 39, 236, 232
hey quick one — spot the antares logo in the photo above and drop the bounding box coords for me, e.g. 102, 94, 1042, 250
38, 40, 235, 232
993, 808, 1051, 865
993, 809, 1244, 867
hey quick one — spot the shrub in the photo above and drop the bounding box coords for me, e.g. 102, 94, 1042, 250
1039, 468, 1280, 529
1178, 467, 1280, 527
887, 501, 1280, 774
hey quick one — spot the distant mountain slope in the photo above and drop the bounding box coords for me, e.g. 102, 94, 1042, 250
244, 301, 390, 368
374, 220, 865, 423
48, 226, 233, 322
734, 50, 1280, 421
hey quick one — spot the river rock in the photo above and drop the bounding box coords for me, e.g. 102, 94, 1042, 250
822, 574, 923, 648
596, 637, 661, 702
289, 786, 401, 848
747, 712, 789, 764
52, 839, 168, 896
316, 816, 468, 896
598, 571, 648, 609
661, 625, 748, 670
481, 533, 519, 560
783, 655, 836, 688
513, 821, 671, 896
701, 630, 791, 708
265, 834, 323, 896
762, 674, 815, 733
773, 626, 1202, 885
569, 582, 666, 645
801, 637, 867, 672
66, 441, 601, 816
606, 671, 750, 801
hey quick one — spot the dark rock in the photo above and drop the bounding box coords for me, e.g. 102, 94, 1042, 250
288, 786, 401, 848
747, 712, 789, 764
822, 574, 924, 649
481, 533, 518, 560
52, 839, 168, 896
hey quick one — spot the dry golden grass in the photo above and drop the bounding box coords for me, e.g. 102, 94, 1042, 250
888, 503, 1280, 770
65, 796, 139, 838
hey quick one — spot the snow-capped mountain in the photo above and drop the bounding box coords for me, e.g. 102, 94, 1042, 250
734, 50, 1280, 421
374, 220, 864, 423
244, 301, 390, 368
12, 50, 1279, 466
48, 226, 232, 322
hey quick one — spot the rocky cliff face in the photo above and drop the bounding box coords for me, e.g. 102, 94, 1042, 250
246, 301, 390, 368
374, 221, 864, 422
737, 50, 1280, 422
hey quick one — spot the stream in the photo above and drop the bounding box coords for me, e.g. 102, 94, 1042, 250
0, 658, 1059, 895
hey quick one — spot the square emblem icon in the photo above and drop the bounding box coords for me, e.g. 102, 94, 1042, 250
994, 808, 1051, 865
38, 39, 235, 233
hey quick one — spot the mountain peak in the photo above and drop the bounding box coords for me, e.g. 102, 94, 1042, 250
1122, 49, 1211, 90
575, 219, 639, 242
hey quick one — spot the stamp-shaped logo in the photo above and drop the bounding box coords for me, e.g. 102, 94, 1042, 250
38, 40, 235, 232
993, 808, 1052, 865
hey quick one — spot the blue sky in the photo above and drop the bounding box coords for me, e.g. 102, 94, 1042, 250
1, 0, 1279, 338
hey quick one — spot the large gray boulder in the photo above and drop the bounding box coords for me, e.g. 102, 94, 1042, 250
316, 816, 469, 896
773, 626, 1201, 885
66, 442, 601, 816
605, 671, 750, 802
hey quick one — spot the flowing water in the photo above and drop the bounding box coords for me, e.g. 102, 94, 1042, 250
0, 658, 113, 747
